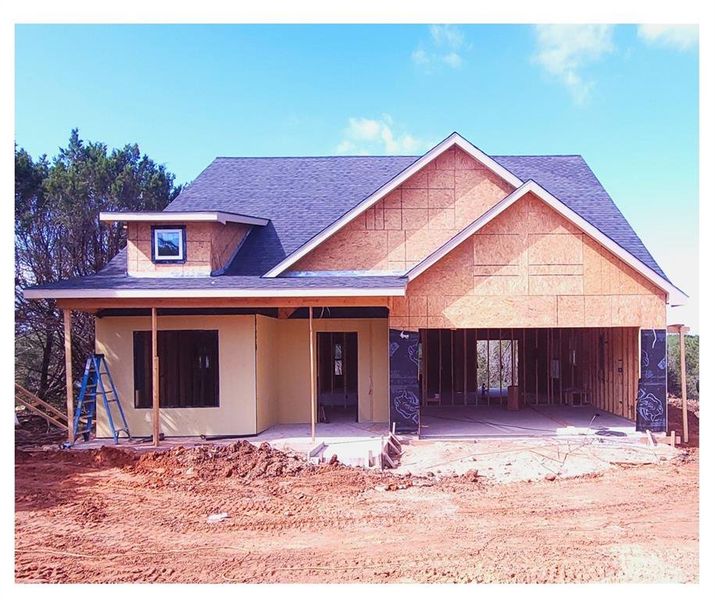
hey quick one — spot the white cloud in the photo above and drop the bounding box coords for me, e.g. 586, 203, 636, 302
336, 116, 429, 155
637, 25, 698, 51
412, 24, 468, 72
532, 25, 614, 104
430, 24, 464, 49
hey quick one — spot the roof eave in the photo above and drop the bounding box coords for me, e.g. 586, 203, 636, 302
99, 211, 269, 226
22, 286, 407, 300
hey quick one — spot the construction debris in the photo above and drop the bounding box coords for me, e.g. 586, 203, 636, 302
207, 512, 229, 524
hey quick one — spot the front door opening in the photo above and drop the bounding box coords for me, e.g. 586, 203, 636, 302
317, 332, 358, 423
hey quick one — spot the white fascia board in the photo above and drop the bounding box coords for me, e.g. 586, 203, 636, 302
22, 287, 406, 300
406, 180, 688, 306
286, 270, 404, 277
99, 211, 268, 226
263, 132, 524, 277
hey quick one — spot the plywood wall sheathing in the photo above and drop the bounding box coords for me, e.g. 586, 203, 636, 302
401, 192, 667, 330
293, 145, 515, 273
127, 222, 251, 277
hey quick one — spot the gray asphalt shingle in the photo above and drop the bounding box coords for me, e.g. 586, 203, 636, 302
166, 153, 667, 280
29, 269, 406, 292
26, 146, 670, 294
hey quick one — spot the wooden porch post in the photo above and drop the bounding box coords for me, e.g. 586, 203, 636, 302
309, 307, 316, 442
152, 307, 160, 446
63, 309, 74, 443
679, 325, 689, 444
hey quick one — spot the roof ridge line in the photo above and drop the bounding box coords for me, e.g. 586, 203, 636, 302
213, 154, 421, 160
212, 153, 585, 160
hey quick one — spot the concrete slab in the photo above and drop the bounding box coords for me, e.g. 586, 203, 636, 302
419, 405, 637, 440
66, 413, 681, 483
394, 436, 680, 482
73, 421, 390, 458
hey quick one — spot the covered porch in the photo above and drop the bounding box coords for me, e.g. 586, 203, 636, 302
56, 294, 396, 446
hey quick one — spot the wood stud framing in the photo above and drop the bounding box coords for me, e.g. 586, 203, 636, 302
418, 326, 639, 420
151, 307, 160, 446
63, 309, 74, 443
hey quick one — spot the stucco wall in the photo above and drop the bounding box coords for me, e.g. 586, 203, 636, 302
95, 314, 257, 438
274, 317, 389, 424
292, 146, 514, 273
255, 315, 279, 432
390, 192, 667, 330
94, 314, 389, 437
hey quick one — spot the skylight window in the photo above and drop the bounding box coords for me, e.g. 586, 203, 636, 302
152, 226, 186, 263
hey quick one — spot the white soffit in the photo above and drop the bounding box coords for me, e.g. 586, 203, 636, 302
263, 132, 524, 277
405, 180, 688, 306
99, 211, 269, 226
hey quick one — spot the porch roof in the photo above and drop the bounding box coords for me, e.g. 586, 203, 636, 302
23, 262, 407, 299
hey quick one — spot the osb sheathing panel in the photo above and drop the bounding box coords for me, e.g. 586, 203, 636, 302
127, 222, 251, 277
291, 145, 515, 273
211, 223, 251, 271
393, 194, 666, 329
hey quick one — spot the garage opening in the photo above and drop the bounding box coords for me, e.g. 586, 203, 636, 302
418, 327, 640, 437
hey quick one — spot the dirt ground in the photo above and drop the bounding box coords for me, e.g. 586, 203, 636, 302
15, 402, 699, 584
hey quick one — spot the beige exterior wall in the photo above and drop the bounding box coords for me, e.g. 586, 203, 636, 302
95, 314, 258, 438
126, 221, 250, 277
291, 146, 514, 273
255, 315, 279, 431
94, 314, 389, 437
273, 317, 389, 424
390, 192, 667, 330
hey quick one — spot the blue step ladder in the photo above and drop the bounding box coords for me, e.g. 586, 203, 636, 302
73, 354, 131, 444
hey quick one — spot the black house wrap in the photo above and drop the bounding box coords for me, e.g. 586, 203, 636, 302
389, 328, 420, 434
636, 328, 667, 432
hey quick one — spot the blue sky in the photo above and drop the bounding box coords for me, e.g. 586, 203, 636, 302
15, 24, 699, 328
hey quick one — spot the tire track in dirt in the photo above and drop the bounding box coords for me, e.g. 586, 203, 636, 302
15, 444, 699, 583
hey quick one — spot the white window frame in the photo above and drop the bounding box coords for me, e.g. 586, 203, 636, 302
152, 227, 185, 263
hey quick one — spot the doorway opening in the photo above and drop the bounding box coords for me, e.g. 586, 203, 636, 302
317, 332, 358, 423
421, 328, 519, 407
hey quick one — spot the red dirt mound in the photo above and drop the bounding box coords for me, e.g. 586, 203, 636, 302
133, 441, 309, 482
667, 397, 699, 448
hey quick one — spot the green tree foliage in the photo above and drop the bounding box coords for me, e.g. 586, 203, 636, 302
15, 130, 181, 404
667, 334, 699, 400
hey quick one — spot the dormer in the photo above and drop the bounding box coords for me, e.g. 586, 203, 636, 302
100, 211, 268, 277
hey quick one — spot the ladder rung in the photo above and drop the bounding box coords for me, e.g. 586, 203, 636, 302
74, 355, 129, 442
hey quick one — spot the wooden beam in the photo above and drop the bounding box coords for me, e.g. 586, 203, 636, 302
151, 307, 160, 446
309, 307, 316, 442
63, 309, 74, 443
679, 325, 689, 444
277, 307, 298, 319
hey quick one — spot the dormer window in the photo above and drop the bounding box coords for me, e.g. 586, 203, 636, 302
152, 226, 186, 263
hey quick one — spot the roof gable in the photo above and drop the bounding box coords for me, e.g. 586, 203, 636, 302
406, 180, 686, 305
160, 134, 670, 285
289, 142, 516, 275
264, 132, 523, 276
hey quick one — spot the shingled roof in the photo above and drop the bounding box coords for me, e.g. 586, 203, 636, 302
26, 135, 679, 300
166, 152, 668, 280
